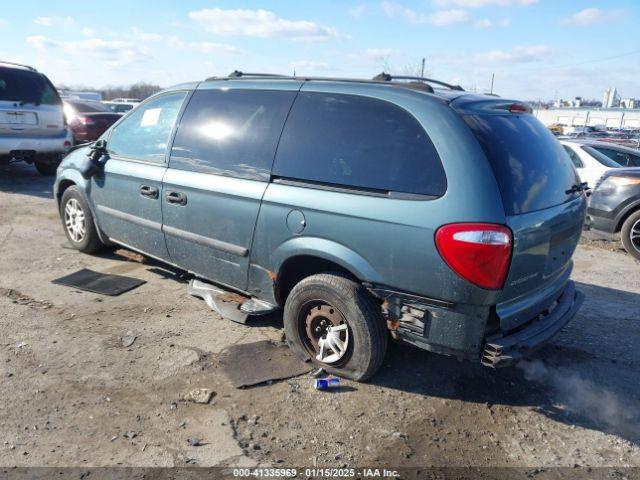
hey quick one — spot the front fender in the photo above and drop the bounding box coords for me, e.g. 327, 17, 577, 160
53, 145, 92, 201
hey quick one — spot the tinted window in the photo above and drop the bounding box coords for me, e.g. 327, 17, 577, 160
0, 67, 60, 105
108, 92, 186, 163
66, 100, 110, 112
170, 89, 296, 181
464, 114, 581, 215
562, 145, 583, 168
582, 146, 623, 168
273, 92, 446, 197
593, 147, 630, 166
106, 103, 134, 113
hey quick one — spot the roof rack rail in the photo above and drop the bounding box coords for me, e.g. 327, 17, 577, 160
228, 70, 289, 78
202, 70, 465, 94
0, 60, 37, 72
372, 72, 464, 91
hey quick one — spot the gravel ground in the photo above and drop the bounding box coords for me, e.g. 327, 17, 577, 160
1, 162, 639, 469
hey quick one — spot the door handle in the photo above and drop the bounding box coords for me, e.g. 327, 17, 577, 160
165, 191, 187, 206
139, 185, 159, 199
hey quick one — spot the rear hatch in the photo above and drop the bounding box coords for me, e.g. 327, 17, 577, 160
454, 97, 586, 330
0, 66, 65, 137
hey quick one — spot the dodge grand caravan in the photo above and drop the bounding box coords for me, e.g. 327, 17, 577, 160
1, 61, 73, 175
54, 72, 587, 381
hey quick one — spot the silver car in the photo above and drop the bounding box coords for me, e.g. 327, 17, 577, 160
0, 61, 73, 175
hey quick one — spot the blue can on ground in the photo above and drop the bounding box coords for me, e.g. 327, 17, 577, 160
314, 377, 340, 390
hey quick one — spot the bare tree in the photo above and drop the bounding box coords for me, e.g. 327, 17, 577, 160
401, 59, 430, 78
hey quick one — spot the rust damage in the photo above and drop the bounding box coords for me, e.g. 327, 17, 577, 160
218, 292, 249, 305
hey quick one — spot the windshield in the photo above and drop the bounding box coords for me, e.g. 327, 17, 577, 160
0, 67, 60, 105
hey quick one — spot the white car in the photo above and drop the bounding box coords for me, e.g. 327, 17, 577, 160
1, 61, 73, 175
560, 139, 625, 188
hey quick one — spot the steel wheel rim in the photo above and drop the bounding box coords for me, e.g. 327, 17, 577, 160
631, 219, 640, 253
299, 301, 350, 365
64, 198, 86, 243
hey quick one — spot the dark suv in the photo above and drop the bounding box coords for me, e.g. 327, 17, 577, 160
54, 73, 587, 381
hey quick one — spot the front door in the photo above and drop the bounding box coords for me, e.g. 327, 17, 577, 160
90, 91, 187, 260
162, 84, 299, 290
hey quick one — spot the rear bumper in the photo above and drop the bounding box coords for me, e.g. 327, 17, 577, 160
481, 281, 583, 367
0, 129, 73, 157
70, 125, 110, 144
585, 211, 617, 238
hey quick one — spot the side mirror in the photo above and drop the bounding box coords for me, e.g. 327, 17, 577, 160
81, 139, 108, 179
88, 139, 107, 163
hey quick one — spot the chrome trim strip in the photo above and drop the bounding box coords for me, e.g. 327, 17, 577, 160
163, 225, 248, 257
96, 205, 162, 232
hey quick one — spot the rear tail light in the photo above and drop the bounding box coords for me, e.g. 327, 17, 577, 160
509, 103, 530, 114
77, 116, 95, 126
435, 223, 512, 290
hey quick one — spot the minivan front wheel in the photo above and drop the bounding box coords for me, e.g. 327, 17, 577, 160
283, 273, 387, 381
60, 186, 103, 253
621, 210, 640, 261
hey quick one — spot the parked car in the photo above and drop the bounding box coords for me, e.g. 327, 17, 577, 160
63, 99, 122, 145
587, 169, 640, 260
0, 61, 73, 175
560, 139, 625, 188
563, 125, 596, 136
110, 98, 141, 103
54, 73, 587, 381
102, 101, 135, 114
548, 123, 564, 136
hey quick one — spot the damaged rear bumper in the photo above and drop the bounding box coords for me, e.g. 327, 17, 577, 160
368, 280, 583, 367
481, 281, 584, 367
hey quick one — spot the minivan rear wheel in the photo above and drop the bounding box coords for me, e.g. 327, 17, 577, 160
283, 273, 387, 382
621, 210, 640, 261
60, 186, 103, 253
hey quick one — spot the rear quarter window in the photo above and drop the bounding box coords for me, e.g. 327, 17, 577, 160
464, 114, 581, 215
273, 92, 446, 197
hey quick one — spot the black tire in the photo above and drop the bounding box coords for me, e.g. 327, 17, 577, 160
621, 210, 640, 261
283, 273, 387, 382
34, 161, 59, 176
59, 186, 103, 253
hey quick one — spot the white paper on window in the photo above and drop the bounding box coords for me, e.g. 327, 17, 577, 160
140, 108, 161, 127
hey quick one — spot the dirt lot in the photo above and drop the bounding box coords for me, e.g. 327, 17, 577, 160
1, 162, 640, 470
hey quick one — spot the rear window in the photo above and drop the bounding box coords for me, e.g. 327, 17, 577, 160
273, 92, 446, 197
0, 67, 60, 105
66, 100, 110, 112
464, 114, 581, 215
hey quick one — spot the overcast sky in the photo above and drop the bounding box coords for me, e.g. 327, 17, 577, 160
1, 0, 638, 100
